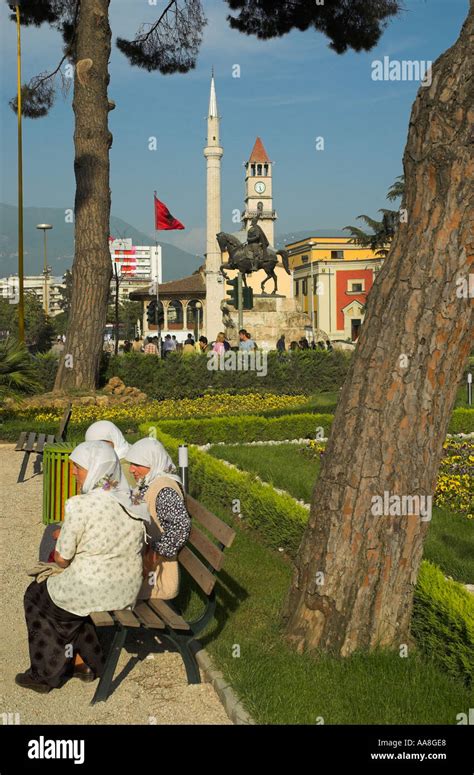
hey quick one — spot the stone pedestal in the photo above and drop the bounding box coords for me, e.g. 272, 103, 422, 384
222, 295, 312, 349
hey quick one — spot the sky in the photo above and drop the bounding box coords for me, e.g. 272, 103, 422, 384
0, 0, 469, 257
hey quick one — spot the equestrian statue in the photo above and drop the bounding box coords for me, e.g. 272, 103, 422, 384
216, 214, 290, 295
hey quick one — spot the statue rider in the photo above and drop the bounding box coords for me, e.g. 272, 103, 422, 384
246, 213, 269, 272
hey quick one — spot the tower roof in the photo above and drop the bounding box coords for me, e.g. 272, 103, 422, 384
208, 73, 218, 118
248, 137, 270, 163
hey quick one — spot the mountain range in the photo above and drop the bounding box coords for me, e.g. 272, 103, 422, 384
0, 204, 347, 281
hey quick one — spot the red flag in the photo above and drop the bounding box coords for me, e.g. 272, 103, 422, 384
154, 193, 185, 230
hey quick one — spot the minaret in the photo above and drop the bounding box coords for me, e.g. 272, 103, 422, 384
204, 72, 224, 340
242, 137, 276, 246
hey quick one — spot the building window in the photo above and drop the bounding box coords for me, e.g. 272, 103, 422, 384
257, 164, 262, 176
301, 254, 309, 263
302, 279, 308, 296
348, 280, 364, 293
263, 164, 269, 176
331, 250, 344, 259
294, 280, 299, 295
250, 164, 256, 176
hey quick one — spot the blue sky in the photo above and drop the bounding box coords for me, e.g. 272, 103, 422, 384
0, 0, 469, 256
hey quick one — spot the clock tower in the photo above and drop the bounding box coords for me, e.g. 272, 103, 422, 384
242, 137, 277, 247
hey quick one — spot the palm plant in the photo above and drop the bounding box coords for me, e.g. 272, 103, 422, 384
344, 175, 405, 256
0, 337, 41, 396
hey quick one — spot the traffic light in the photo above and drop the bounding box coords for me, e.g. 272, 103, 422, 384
146, 299, 157, 325
225, 277, 239, 308
243, 286, 254, 310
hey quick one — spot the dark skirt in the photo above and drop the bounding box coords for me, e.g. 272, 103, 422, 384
23, 580, 105, 688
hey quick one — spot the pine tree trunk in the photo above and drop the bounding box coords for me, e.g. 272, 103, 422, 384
283, 3, 473, 655
54, 0, 112, 391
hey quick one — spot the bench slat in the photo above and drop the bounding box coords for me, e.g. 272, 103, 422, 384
113, 609, 141, 628
188, 524, 224, 572
25, 432, 37, 452
147, 599, 190, 631
46, 435, 56, 444
186, 495, 236, 548
15, 431, 27, 451
35, 433, 47, 453
178, 546, 216, 595
133, 602, 165, 630
89, 611, 115, 627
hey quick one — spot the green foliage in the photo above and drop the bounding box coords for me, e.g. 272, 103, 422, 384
31, 351, 60, 393
107, 350, 351, 399
141, 413, 333, 446
0, 293, 54, 353
412, 562, 474, 687
0, 337, 41, 396
449, 408, 474, 434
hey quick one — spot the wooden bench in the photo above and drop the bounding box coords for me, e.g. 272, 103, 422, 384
15, 403, 72, 483
89, 494, 236, 705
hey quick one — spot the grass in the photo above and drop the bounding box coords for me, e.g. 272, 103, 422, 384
177, 506, 473, 724
209, 443, 319, 503
208, 443, 474, 584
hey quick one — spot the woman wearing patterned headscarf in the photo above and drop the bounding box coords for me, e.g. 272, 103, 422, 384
125, 438, 191, 601
16, 441, 149, 694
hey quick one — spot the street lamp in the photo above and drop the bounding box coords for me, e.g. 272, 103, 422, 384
195, 300, 202, 340
36, 223, 53, 314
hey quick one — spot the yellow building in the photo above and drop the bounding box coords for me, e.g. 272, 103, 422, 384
286, 237, 382, 331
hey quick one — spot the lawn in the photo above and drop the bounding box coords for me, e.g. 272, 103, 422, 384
208, 442, 474, 584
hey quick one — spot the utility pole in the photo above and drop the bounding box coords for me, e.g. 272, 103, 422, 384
237, 271, 243, 331
15, 5, 25, 342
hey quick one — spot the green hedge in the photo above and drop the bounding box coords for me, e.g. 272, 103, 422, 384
140, 413, 334, 445
154, 428, 473, 685
412, 562, 474, 687
449, 408, 474, 434
105, 349, 351, 399
140, 408, 471, 444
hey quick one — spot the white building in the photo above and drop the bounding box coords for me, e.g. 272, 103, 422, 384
0, 275, 64, 315
109, 238, 162, 305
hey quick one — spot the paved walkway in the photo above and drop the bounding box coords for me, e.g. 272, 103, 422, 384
0, 445, 231, 725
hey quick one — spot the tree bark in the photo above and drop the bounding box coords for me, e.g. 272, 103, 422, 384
283, 3, 473, 655
54, 0, 112, 391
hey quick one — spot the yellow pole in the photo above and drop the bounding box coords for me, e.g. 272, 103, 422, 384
16, 5, 25, 343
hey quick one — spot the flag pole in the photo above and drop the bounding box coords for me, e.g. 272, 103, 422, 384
153, 192, 161, 358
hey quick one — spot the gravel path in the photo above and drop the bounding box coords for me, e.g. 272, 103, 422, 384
0, 445, 231, 725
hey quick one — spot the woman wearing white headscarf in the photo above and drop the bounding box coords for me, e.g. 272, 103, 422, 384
16, 441, 149, 694
85, 420, 135, 486
126, 438, 191, 601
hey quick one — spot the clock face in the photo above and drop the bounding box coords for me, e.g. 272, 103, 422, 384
254, 181, 266, 194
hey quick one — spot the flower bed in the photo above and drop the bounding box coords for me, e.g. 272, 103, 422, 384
435, 440, 474, 519
2, 392, 308, 425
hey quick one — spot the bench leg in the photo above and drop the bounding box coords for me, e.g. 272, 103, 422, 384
90, 627, 127, 705
17, 452, 30, 484
163, 633, 201, 685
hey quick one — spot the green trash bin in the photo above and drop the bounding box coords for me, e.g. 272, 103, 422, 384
42, 442, 78, 525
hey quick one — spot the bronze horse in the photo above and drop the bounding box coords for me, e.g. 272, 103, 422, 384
216, 232, 290, 294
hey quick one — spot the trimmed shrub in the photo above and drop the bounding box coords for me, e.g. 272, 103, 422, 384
412, 562, 474, 686
449, 408, 474, 434
140, 413, 334, 445
106, 349, 351, 399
